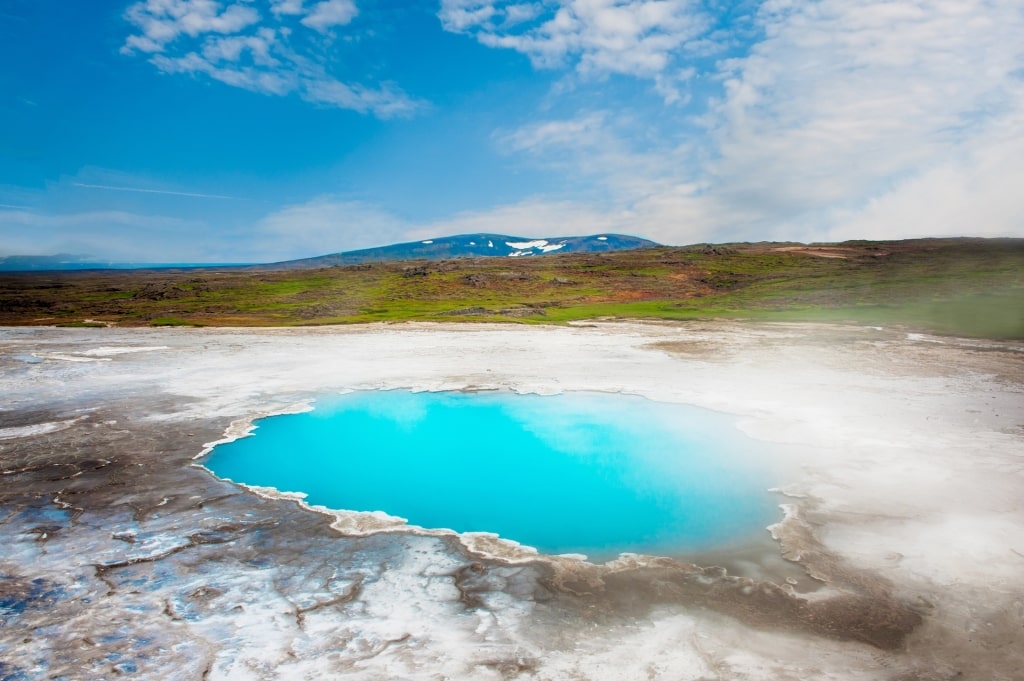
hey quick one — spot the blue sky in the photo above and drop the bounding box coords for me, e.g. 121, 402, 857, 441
1, 0, 1022, 262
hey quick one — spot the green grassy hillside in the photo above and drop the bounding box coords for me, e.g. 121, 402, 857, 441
2, 238, 1021, 338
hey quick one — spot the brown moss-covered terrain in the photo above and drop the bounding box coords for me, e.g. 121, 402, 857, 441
2, 237, 1022, 338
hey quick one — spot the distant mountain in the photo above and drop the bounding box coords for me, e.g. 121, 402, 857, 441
257, 233, 660, 270
0, 233, 658, 272
0, 254, 114, 271
0, 255, 250, 272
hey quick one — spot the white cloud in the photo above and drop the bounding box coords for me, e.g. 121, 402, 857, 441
250, 197, 412, 259
503, 3, 542, 26
270, 0, 305, 16
301, 0, 358, 33
151, 50, 295, 96
122, 0, 261, 53
439, 0, 498, 32
699, 0, 1024, 240
122, 0, 423, 118
200, 28, 281, 66
302, 78, 423, 117
495, 109, 685, 204
469, 0, 1024, 243
497, 111, 608, 152
0, 209, 210, 261
823, 111, 1024, 242
1, 195, 416, 262
439, 0, 713, 99
411, 198, 626, 240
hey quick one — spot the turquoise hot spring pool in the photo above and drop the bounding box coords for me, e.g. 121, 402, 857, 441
204, 390, 780, 560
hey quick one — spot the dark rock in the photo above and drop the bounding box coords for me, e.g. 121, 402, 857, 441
441, 307, 490, 316
498, 307, 546, 317
699, 244, 738, 256
134, 284, 190, 300
402, 265, 431, 278
496, 272, 539, 281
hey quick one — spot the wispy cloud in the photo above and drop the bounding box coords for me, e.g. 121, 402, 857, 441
460, 0, 1024, 243
122, 0, 261, 53
700, 0, 1024, 240
72, 183, 240, 200
301, 0, 358, 33
121, 0, 424, 118
408, 198, 627, 242
497, 111, 609, 152
0, 208, 209, 260
439, 0, 717, 103
270, 0, 305, 17
250, 197, 412, 259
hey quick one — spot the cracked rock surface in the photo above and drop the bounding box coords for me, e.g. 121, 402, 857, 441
1, 321, 1022, 680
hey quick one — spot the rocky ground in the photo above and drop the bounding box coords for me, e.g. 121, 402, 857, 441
1, 321, 1021, 680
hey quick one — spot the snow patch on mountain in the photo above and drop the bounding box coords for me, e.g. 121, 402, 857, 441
506, 240, 549, 250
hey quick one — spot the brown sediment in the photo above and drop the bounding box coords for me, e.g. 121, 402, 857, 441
517, 501, 923, 651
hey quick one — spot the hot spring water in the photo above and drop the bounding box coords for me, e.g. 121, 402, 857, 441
205, 391, 778, 560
